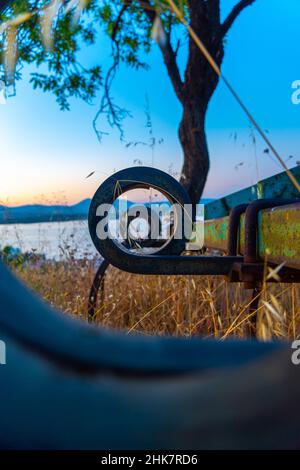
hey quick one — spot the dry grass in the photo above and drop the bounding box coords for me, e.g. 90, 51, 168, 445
13, 257, 300, 341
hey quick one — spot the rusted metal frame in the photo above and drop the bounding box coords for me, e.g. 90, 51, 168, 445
244, 199, 298, 264
232, 199, 300, 336
86, 208, 244, 319
228, 202, 300, 285
257, 203, 300, 270
202, 217, 229, 252
227, 204, 249, 256
204, 202, 300, 273
88, 199, 300, 318
95, 243, 242, 276
229, 262, 300, 284
88, 259, 109, 321
241, 199, 300, 288
88, 200, 300, 315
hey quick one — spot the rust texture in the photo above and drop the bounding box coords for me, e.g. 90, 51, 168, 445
203, 202, 300, 269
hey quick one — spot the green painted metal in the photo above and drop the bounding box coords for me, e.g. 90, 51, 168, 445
204, 166, 300, 220
202, 216, 229, 252
257, 204, 300, 269
201, 203, 300, 269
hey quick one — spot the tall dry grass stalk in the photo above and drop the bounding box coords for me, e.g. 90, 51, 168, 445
14, 258, 300, 340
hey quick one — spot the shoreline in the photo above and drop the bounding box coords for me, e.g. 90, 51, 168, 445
0, 215, 88, 225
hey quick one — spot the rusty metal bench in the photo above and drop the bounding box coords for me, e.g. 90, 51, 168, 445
87, 165, 300, 323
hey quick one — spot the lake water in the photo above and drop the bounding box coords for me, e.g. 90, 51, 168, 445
0, 218, 166, 260
0, 220, 97, 260
0, 211, 203, 260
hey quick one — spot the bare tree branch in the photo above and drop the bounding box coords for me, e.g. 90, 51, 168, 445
93, 2, 134, 142
111, 1, 132, 41
221, 0, 256, 38
93, 40, 131, 142
138, 0, 184, 103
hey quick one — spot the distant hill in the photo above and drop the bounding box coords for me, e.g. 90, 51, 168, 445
0, 199, 91, 224
0, 198, 214, 225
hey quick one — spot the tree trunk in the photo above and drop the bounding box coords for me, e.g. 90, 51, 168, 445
143, 0, 253, 208
177, 1, 224, 208
179, 102, 210, 208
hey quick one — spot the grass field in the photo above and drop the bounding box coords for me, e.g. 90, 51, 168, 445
10, 254, 300, 341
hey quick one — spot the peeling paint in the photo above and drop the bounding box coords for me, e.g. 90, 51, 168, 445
203, 203, 300, 269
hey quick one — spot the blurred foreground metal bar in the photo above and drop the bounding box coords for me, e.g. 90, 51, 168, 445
1, 260, 295, 450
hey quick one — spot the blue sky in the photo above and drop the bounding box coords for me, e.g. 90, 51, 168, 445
0, 0, 299, 206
